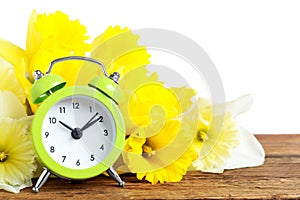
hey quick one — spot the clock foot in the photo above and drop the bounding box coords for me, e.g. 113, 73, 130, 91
106, 166, 125, 187
32, 168, 51, 193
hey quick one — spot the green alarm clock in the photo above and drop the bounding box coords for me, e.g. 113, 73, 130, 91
30, 56, 126, 193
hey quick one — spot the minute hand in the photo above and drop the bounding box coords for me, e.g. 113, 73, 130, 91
81, 113, 101, 131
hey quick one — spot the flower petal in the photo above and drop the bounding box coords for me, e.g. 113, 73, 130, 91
0, 179, 32, 194
191, 94, 265, 173
26, 10, 41, 63
0, 91, 27, 119
191, 109, 240, 172
0, 39, 31, 98
0, 116, 36, 193
76, 26, 150, 85
223, 127, 265, 170
225, 94, 254, 118
27, 11, 90, 87
0, 57, 25, 105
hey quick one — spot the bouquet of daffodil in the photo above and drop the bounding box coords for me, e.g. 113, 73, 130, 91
0, 10, 265, 193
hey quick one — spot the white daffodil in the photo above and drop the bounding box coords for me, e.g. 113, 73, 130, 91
0, 90, 27, 119
0, 44, 36, 193
190, 94, 265, 173
0, 57, 26, 105
0, 117, 36, 193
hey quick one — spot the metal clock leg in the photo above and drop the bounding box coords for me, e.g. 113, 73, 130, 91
32, 168, 51, 193
106, 166, 125, 187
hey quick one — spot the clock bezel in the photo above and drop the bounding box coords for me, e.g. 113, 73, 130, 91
31, 85, 125, 180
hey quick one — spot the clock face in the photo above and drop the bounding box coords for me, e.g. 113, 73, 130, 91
41, 95, 116, 170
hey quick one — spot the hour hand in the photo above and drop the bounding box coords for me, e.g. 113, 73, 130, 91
59, 120, 74, 132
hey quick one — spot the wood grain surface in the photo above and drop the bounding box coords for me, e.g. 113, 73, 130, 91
1, 134, 300, 199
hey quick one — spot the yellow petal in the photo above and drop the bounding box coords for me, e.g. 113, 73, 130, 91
27, 10, 90, 86
123, 131, 197, 184
118, 66, 164, 136
127, 136, 145, 153
0, 38, 31, 94
132, 141, 197, 184
76, 26, 150, 85
26, 10, 41, 62
0, 38, 35, 113
92, 26, 131, 48
30, 45, 83, 86
28, 11, 90, 54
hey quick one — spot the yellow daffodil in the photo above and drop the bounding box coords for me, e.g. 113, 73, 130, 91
75, 26, 151, 85
118, 66, 197, 138
118, 66, 198, 183
0, 49, 36, 193
190, 98, 240, 173
0, 11, 90, 113
91, 26, 151, 77
0, 117, 36, 193
27, 10, 91, 85
123, 134, 198, 184
0, 10, 151, 114
26, 11, 90, 60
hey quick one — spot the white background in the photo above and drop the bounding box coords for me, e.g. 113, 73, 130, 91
0, 0, 300, 134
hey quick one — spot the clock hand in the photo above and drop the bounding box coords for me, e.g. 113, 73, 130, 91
80, 112, 99, 131
59, 120, 83, 139
81, 116, 102, 131
81, 113, 102, 132
59, 120, 74, 132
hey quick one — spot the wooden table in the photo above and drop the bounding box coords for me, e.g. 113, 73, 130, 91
1, 134, 300, 199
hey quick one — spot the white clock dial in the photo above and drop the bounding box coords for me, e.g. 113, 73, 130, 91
42, 95, 116, 170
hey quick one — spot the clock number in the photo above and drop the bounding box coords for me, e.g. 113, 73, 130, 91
104, 129, 108, 136
45, 132, 49, 138
72, 102, 80, 109
49, 117, 57, 124
62, 156, 66, 163
89, 106, 93, 113
76, 159, 80, 166
59, 106, 66, 113
100, 144, 104, 151
98, 116, 104, 123
50, 146, 55, 153
90, 154, 95, 161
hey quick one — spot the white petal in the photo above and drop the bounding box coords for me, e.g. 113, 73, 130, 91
192, 94, 264, 173
0, 90, 27, 119
217, 94, 265, 170
223, 127, 265, 170
225, 94, 253, 118
0, 57, 26, 104
0, 179, 32, 193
